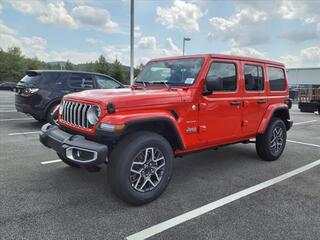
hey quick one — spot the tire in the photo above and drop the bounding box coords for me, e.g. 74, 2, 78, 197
46, 103, 59, 124
107, 131, 174, 205
256, 117, 287, 161
57, 153, 81, 168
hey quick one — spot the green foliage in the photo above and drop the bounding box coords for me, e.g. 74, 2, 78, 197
95, 55, 110, 75
111, 59, 126, 84
0, 47, 139, 85
65, 60, 75, 70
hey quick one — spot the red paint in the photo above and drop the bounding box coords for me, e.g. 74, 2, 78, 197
59, 54, 289, 154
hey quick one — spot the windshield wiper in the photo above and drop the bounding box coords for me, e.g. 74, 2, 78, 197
150, 81, 170, 88
135, 80, 149, 87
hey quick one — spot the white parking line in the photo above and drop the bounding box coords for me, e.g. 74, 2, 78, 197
41, 159, 62, 165
0, 118, 33, 122
126, 159, 320, 240
0, 110, 17, 113
8, 131, 39, 136
293, 120, 317, 126
287, 140, 320, 148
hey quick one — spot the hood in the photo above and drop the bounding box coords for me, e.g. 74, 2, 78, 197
64, 88, 184, 109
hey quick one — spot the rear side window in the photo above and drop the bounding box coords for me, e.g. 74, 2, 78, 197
268, 67, 286, 91
95, 76, 121, 89
244, 64, 264, 91
68, 74, 94, 89
206, 62, 237, 92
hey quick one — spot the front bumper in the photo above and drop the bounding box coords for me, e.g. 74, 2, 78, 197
40, 123, 108, 166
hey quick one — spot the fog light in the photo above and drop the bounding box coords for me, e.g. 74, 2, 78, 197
66, 147, 97, 162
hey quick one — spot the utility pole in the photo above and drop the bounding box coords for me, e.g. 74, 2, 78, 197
130, 0, 134, 85
182, 37, 191, 56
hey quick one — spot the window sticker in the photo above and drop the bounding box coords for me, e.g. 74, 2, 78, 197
185, 78, 195, 84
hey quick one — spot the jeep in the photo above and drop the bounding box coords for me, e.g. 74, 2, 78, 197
40, 54, 293, 205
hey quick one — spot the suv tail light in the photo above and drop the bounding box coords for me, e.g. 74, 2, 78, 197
285, 98, 292, 109
21, 88, 39, 96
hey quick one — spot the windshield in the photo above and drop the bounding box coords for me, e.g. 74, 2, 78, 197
136, 58, 204, 86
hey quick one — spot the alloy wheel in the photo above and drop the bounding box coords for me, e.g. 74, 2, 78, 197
130, 147, 166, 192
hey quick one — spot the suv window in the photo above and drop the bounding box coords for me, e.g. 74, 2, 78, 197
268, 67, 286, 91
206, 62, 237, 92
68, 73, 94, 89
95, 76, 121, 89
244, 64, 264, 91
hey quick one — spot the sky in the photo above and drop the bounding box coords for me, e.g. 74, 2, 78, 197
0, 0, 319, 68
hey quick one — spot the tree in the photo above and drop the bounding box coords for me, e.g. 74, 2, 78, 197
24, 58, 46, 70
111, 59, 126, 84
0, 47, 25, 82
65, 60, 75, 70
95, 55, 110, 75
134, 63, 144, 78
84, 62, 95, 72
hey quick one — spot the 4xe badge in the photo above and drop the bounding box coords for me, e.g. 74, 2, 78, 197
186, 127, 197, 134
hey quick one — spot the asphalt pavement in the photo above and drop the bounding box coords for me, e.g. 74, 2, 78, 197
0, 90, 319, 240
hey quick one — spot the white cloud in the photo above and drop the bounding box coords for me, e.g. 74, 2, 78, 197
223, 47, 266, 59
38, 1, 76, 28
280, 45, 320, 68
208, 8, 268, 47
280, 29, 319, 43
0, 20, 17, 36
278, 0, 320, 24
85, 37, 102, 44
8, 0, 46, 14
71, 5, 118, 32
134, 25, 142, 38
156, 0, 205, 32
138, 36, 156, 50
7, 0, 119, 33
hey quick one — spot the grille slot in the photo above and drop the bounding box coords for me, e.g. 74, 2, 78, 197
61, 101, 92, 128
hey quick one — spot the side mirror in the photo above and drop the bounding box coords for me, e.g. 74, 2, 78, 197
206, 76, 222, 92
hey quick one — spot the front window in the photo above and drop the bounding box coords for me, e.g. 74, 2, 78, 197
136, 58, 204, 86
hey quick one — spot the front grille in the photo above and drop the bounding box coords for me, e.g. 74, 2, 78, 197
61, 100, 92, 128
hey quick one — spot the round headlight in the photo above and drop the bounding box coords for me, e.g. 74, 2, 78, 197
87, 106, 101, 125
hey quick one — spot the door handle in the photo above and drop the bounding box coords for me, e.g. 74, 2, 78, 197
257, 99, 267, 104
230, 101, 241, 106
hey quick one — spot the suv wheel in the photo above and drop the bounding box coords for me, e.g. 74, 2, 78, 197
57, 153, 80, 168
108, 131, 174, 205
256, 117, 287, 161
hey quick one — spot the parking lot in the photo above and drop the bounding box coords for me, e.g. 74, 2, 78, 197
0, 90, 319, 240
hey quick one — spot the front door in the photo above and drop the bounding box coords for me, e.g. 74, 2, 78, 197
199, 60, 242, 145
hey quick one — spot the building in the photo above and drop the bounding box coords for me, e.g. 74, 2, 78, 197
287, 68, 320, 88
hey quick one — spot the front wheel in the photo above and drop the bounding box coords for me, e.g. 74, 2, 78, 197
107, 131, 174, 205
256, 118, 287, 161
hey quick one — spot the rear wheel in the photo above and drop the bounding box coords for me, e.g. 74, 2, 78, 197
107, 131, 174, 205
256, 118, 287, 161
57, 153, 80, 168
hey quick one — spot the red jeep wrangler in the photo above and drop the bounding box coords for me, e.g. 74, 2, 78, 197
40, 54, 293, 205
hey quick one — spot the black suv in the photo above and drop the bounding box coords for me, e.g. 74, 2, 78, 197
15, 70, 125, 122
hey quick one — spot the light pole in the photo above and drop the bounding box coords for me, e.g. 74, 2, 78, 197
130, 0, 134, 85
182, 37, 191, 56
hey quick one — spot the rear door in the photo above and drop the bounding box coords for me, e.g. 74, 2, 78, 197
241, 62, 267, 136
67, 73, 95, 92
199, 59, 243, 144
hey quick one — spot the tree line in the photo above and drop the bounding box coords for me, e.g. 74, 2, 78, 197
0, 47, 144, 84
